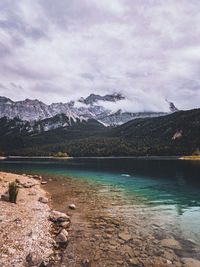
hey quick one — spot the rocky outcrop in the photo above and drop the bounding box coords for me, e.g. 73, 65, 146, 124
172, 130, 182, 140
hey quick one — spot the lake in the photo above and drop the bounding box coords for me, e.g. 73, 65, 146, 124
0, 157, 200, 265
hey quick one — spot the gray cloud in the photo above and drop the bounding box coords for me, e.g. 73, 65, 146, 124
0, 0, 199, 111
81, 73, 94, 81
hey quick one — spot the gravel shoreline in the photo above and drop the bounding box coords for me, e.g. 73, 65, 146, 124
0, 172, 70, 267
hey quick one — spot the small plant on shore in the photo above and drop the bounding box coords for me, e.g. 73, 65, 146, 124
8, 182, 18, 203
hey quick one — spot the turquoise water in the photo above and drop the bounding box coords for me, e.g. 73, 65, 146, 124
0, 157, 200, 244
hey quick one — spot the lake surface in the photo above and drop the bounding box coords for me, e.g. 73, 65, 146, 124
0, 157, 200, 265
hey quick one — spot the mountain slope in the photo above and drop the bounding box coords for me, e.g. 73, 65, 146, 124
108, 108, 200, 155
98, 110, 167, 126
0, 108, 199, 156
0, 115, 107, 152
111, 108, 200, 141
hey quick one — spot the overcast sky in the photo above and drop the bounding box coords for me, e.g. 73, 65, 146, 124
0, 0, 200, 112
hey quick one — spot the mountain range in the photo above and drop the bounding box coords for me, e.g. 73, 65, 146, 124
0, 93, 176, 131
1, 92, 199, 157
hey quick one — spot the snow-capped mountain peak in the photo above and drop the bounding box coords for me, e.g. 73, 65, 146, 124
0, 93, 178, 127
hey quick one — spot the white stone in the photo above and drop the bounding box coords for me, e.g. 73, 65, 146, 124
166, 260, 172, 264
69, 204, 76, 210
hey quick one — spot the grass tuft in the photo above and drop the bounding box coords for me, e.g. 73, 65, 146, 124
9, 182, 18, 203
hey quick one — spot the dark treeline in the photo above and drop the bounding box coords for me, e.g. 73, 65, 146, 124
7, 136, 199, 157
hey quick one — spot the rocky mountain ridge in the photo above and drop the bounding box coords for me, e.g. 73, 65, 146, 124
0, 93, 177, 127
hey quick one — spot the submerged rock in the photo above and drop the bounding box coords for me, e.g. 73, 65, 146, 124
129, 258, 139, 266
161, 238, 181, 250
118, 232, 132, 242
49, 210, 70, 223
182, 258, 200, 267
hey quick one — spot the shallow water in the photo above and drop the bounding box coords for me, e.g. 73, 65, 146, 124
1, 157, 200, 265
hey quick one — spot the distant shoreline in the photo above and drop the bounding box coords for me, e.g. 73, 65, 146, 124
0, 155, 184, 160
1, 156, 73, 159
2, 155, 200, 160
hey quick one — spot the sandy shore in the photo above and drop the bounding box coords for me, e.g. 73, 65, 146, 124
0, 172, 57, 267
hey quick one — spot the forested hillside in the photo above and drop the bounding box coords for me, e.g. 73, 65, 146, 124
0, 108, 199, 156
